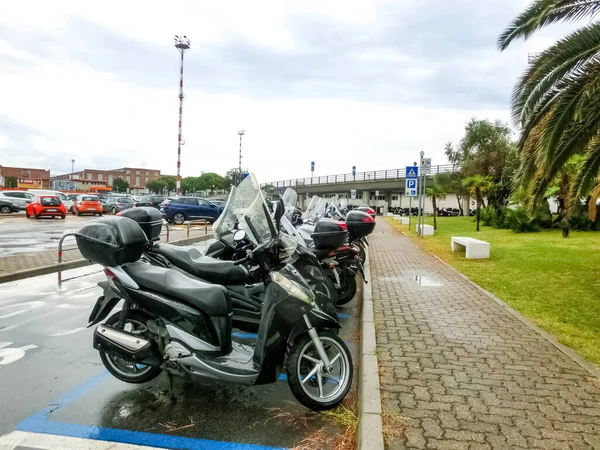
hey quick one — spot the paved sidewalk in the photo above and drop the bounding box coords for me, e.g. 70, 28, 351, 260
0, 227, 212, 276
371, 219, 600, 449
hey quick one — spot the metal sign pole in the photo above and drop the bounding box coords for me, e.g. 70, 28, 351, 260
416, 152, 424, 236
420, 170, 426, 238
409, 196, 412, 230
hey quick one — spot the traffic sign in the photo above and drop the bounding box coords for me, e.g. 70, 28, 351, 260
351, 189, 356, 199
407, 189, 417, 197
406, 166, 419, 178
311, 161, 315, 173
406, 179, 417, 189
352, 166, 356, 177
421, 158, 432, 174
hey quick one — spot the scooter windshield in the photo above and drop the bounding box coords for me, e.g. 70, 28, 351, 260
302, 196, 320, 219
213, 173, 275, 245
282, 188, 297, 221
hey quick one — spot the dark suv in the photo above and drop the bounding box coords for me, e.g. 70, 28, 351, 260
135, 195, 165, 208
160, 197, 223, 225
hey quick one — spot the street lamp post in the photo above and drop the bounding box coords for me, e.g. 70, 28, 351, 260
174, 35, 191, 197
238, 130, 245, 185
71, 159, 75, 179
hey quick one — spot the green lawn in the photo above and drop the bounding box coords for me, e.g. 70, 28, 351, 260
386, 215, 600, 365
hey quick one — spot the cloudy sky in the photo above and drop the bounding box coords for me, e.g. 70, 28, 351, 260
0, 0, 573, 183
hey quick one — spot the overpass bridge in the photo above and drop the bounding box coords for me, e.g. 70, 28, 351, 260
261, 164, 464, 212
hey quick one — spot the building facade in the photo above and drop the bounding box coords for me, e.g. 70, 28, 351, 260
51, 167, 161, 194
0, 166, 51, 189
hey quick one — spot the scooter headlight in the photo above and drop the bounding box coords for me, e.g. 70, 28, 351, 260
271, 272, 314, 304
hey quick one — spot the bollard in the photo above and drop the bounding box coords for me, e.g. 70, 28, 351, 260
205, 220, 208, 235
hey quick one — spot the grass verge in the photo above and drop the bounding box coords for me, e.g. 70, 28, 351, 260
386, 215, 600, 365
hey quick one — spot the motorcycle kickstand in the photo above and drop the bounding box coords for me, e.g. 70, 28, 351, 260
167, 372, 176, 403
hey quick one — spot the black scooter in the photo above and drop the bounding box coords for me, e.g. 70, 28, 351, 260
78, 194, 353, 411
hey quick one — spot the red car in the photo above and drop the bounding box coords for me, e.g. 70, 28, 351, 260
72, 194, 103, 216
26, 195, 67, 219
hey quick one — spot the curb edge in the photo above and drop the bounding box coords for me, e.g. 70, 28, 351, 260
357, 247, 385, 450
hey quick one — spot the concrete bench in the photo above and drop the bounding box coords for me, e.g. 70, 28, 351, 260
416, 224, 434, 236
394, 216, 409, 225
451, 236, 490, 259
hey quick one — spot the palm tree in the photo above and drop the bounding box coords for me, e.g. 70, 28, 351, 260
463, 175, 493, 231
426, 184, 446, 230
498, 1, 600, 211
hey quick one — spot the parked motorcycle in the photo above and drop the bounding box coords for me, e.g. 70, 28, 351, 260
119, 184, 338, 333
77, 174, 353, 411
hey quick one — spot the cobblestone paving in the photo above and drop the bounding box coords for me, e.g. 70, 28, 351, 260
371, 219, 600, 449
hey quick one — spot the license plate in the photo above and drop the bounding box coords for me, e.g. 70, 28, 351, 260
46, 209, 58, 212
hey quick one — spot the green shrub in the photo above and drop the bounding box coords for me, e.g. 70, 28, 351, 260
480, 205, 497, 227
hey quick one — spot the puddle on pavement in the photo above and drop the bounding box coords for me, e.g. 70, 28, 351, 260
381, 273, 444, 287
412, 275, 443, 286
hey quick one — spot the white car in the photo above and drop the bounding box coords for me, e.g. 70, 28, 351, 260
0, 191, 35, 210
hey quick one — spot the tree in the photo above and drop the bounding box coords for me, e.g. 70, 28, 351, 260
463, 175, 493, 231
426, 183, 446, 230
498, 1, 600, 213
147, 175, 176, 194
457, 119, 517, 210
544, 155, 585, 237
197, 173, 226, 193
225, 168, 244, 188
3, 176, 17, 188
436, 171, 468, 216
112, 177, 129, 193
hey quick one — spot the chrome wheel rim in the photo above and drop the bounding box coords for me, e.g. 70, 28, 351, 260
297, 336, 350, 403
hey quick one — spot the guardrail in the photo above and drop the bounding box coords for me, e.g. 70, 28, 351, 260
55, 219, 213, 285
261, 164, 458, 189
187, 218, 213, 238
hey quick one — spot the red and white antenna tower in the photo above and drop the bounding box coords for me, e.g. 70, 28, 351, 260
174, 35, 191, 196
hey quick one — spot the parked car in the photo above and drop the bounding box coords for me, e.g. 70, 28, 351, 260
103, 196, 134, 215
0, 199, 20, 214
67, 194, 79, 201
26, 195, 67, 219
72, 194, 103, 216
29, 190, 73, 211
160, 197, 223, 225
0, 191, 35, 210
135, 195, 165, 208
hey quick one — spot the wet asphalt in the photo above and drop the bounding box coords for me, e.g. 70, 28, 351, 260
0, 263, 361, 448
0, 216, 97, 257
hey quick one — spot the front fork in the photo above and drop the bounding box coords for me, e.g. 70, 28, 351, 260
303, 314, 333, 372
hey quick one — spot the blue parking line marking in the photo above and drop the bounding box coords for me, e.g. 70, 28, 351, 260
19, 420, 284, 450
232, 332, 258, 339
338, 313, 351, 319
16, 370, 286, 450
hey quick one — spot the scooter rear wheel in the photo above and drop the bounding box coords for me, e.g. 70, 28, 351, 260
286, 331, 353, 411
99, 310, 162, 384
335, 269, 357, 305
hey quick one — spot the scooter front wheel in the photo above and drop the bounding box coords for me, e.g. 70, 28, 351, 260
99, 310, 162, 384
286, 331, 353, 411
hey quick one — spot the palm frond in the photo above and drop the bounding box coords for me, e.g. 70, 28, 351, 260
498, 0, 600, 51
511, 23, 600, 126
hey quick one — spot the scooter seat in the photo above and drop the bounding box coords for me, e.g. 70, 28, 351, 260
152, 244, 250, 285
125, 261, 232, 316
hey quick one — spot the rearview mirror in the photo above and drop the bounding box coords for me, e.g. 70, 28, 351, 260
25, 200, 31, 204
233, 229, 247, 242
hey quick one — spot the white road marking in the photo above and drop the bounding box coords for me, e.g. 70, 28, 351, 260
46, 327, 87, 337
55, 304, 91, 310
0, 431, 163, 449
0, 344, 37, 365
